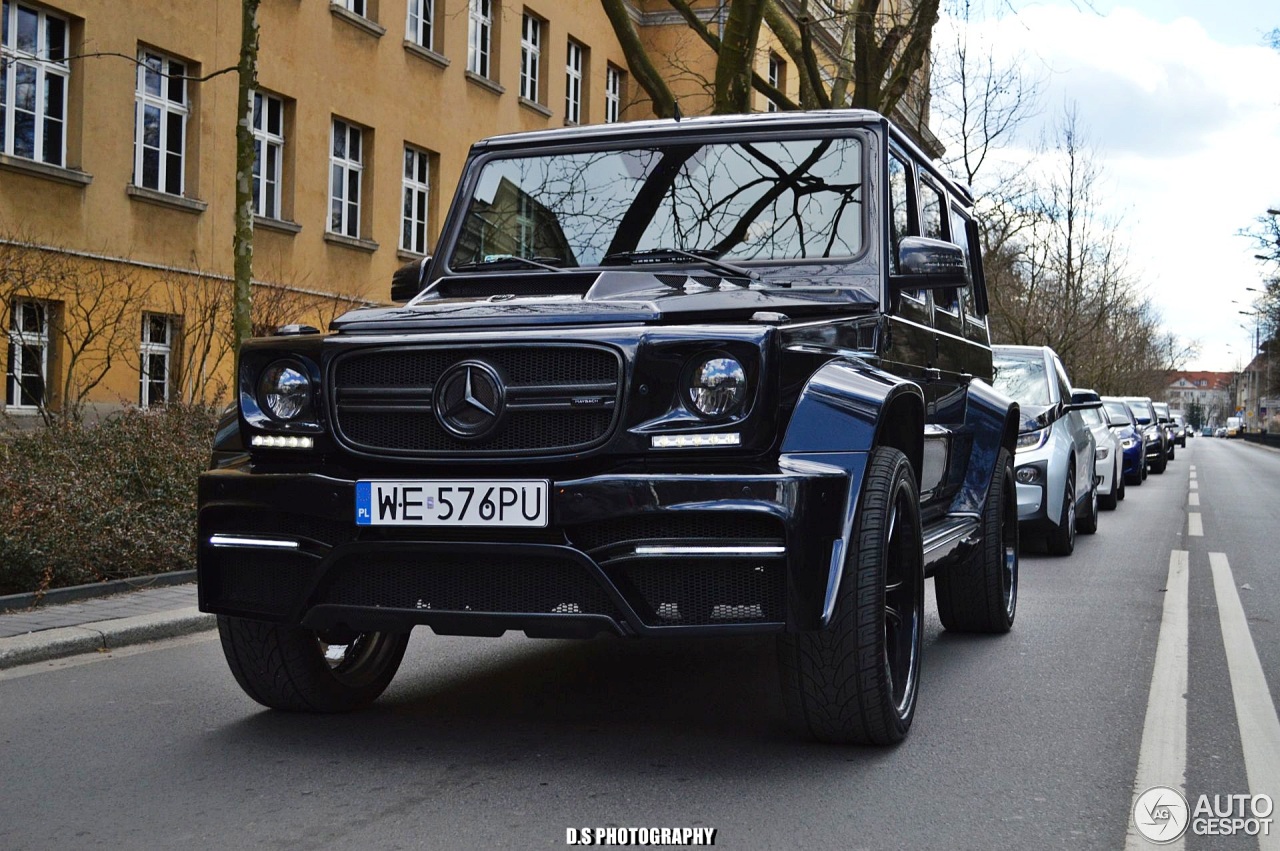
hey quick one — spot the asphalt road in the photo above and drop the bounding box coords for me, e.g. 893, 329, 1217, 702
2, 437, 1277, 851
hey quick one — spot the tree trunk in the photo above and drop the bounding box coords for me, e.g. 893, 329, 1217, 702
233, 0, 261, 353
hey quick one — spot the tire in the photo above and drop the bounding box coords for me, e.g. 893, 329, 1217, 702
218, 616, 410, 712
1078, 472, 1099, 534
1099, 461, 1119, 511
1045, 466, 1076, 556
1116, 472, 1126, 502
1141, 463, 1149, 480
1168, 444, 1176, 460
936, 447, 1017, 633
1151, 450, 1167, 474
776, 446, 923, 745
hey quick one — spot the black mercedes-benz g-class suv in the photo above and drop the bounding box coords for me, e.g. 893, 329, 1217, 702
199, 110, 1020, 745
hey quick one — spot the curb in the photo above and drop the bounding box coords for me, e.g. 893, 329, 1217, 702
0, 607, 216, 670
0, 570, 197, 613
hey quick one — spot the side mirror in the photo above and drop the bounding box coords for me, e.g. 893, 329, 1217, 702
391, 256, 431, 303
1064, 400, 1103, 412
1068, 389, 1103, 411
891, 237, 969, 292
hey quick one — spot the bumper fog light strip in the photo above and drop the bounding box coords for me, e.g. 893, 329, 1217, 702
209, 535, 300, 550
634, 545, 787, 555
651, 432, 741, 449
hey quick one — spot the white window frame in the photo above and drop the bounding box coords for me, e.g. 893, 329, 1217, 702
250, 90, 284, 220
401, 145, 431, 255
6, 297, 50, 411
339, 0, 367, 17
133, 48, 189, 195
406, 0, 434, 50
329, 119, 363, 239
767, 54, 783, 112
565, 40, 583, 124
1, 2, 70, 166
139, 313, 173, 409
467, 0, 491, 77
604, 65, 621, 123
519, 13, 541, 102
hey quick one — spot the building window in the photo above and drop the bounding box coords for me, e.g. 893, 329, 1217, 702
250, 90, 284, 219
565, 40, 583, 124
329, 119, 363, 238
5, 298, 50, 410
406, 0, 433, 50
402, 145, 432, 255
604, 64, 622, 123
519, 13, 540, 101
339, 0, 367, 16
134, 49, 189, 195
767, 54, 784, 112
1, 2, 69, 166
139, 314, 174, 409
467, 0, 491, 77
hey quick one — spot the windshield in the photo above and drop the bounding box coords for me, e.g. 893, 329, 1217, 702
1103, 401, 1132, 425
1128, 399, 1154, 424
992, 353, 1052, 407
450, 137, 864, 270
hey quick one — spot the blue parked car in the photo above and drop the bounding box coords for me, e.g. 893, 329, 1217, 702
1102, 397, 1146, 486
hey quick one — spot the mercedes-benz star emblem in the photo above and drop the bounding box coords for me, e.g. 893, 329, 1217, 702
434, 361, 506, 440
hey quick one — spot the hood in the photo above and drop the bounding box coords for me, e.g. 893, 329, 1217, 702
1018, 404, 1054, 434
330, 269, 880, 333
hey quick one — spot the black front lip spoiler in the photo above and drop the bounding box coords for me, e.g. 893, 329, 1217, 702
198, 462, 848, 636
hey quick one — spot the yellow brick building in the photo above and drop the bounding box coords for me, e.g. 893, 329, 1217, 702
0, 0, 934, 418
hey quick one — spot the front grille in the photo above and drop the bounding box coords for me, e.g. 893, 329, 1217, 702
330, 344, 622, 457
322, 552, 618, 616
607, 557, 786, 626
568, 511, 785, 553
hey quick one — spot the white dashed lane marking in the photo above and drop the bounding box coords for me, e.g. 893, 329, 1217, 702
1188, 493, 1200, 507
1190, 480, 1198, 490
1188, 514, 1203, 537
1125, 551, 1189, 851
1209, 553, 1280, 851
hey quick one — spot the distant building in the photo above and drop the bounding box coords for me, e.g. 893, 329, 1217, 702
1165, 371, 1235, 426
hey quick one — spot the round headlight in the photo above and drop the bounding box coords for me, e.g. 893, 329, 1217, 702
687, 355, 747, 418
257, 362, 312, 421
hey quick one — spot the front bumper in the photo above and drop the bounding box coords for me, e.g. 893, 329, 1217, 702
1121, 443, 1143, 477
198, 459, 847, 638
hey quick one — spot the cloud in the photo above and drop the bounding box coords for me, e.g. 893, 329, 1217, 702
943, 5, 1280, 159
936, 4, 1280, 370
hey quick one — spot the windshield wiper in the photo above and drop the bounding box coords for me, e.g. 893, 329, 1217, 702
602, 248, 758, 281
454, 255, 569, 273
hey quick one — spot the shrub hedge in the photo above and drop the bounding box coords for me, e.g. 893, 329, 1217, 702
0, 405, 220, 596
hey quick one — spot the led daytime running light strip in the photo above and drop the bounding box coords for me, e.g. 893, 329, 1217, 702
651, 433, 740, 449
252, 434, 315, 449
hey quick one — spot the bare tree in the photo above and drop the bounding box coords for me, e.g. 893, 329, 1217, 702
602, 0, 939, 118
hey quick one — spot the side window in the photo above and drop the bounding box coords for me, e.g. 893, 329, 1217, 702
888, 153, 910, 274
950, 206, 980, 324
918, 181, 944, 241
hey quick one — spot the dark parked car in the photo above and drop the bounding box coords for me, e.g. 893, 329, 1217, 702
1152, 401, 1177, 459
1102, 397, 1146, 486
197, 111, 1021, 745
1124, 396, 1168, 474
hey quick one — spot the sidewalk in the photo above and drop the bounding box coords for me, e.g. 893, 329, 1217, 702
0, 582, 214, 669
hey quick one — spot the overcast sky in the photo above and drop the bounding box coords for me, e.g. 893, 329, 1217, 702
938, 1, 1280, 372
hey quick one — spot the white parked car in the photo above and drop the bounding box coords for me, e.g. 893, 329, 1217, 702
1072, 388, 1123, 510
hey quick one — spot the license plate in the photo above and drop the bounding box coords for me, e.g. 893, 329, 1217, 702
355, 480, 550, 527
